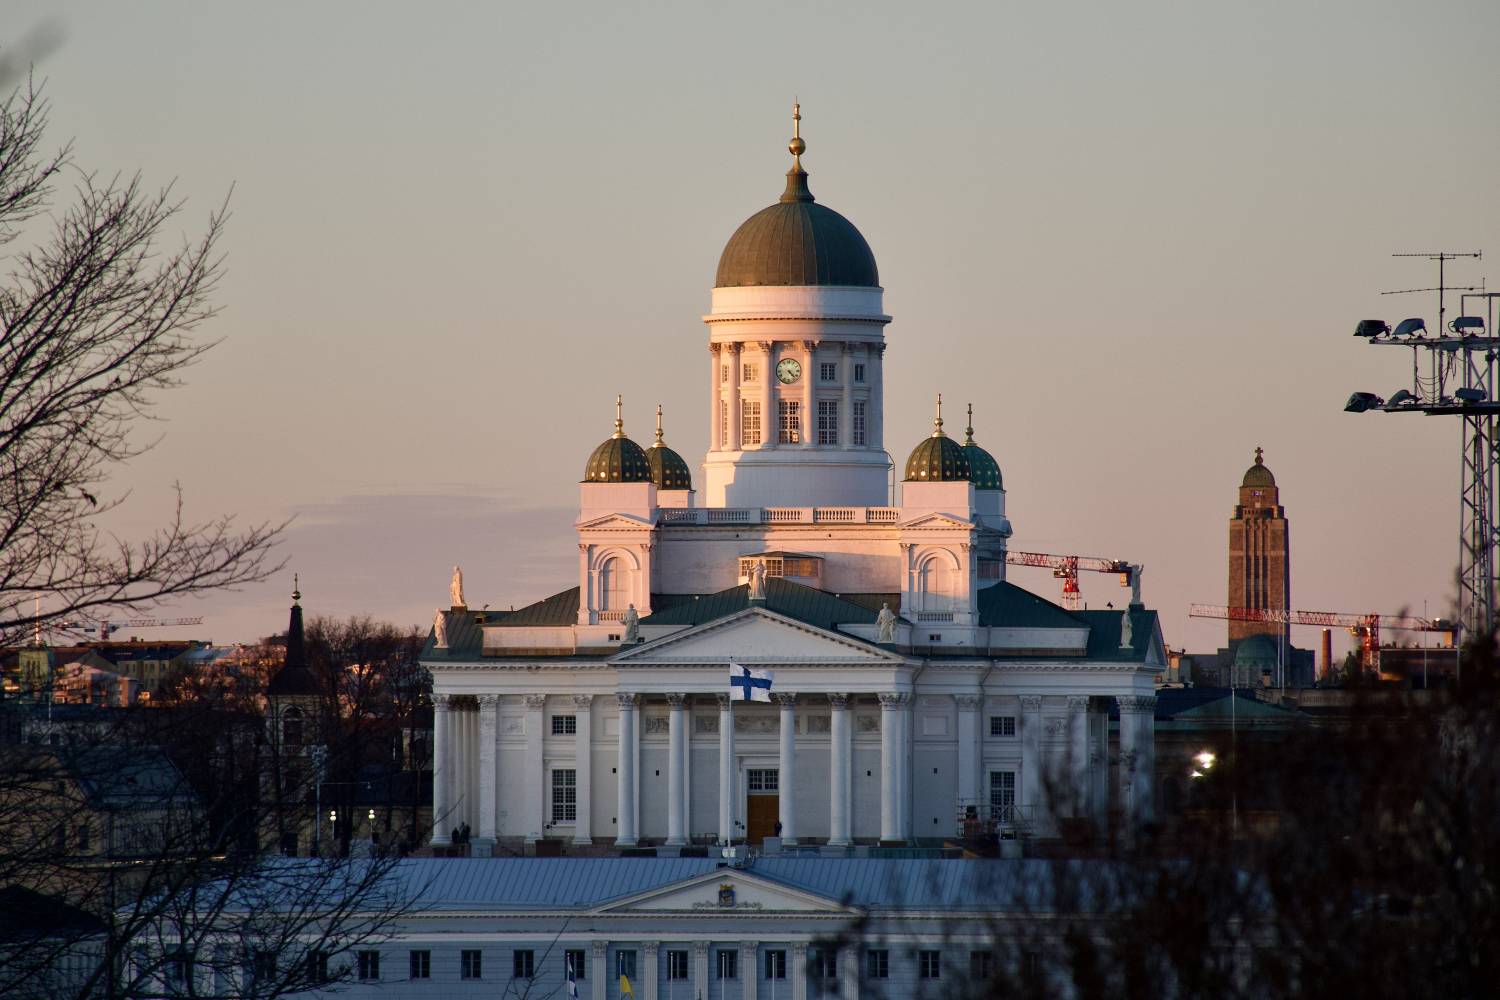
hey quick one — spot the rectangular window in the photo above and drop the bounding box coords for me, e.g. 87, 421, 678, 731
251, 950, 276, 987
741, 401, 762, 446
978, 558, 1002, 580
512, 950, 533, 979
820, 362, 837, 382
409, 950, 430, 980
810, 948, 838, 980
551, 714, 577, 735
357, 951, 380, 981
852, 399, 867, 446
721, 364, 730, 384
970, 950, 994, 981
565, 949, 586, 981
720, 399, 729, 446
742, 362, 759, 383
552, 769, 577, 823
167, 949, 192, 988
866, 949, 889, 980
746, 768, 779, 792
919, 950, 941, 979
854, 362, 866, 383
306, 950, 330, 985
461, 949, 482, 980
76, 823, 90, 851
717, 949, 738, 980
765, 950, 787, 980
616, 950, 637, 979
817, 399, 839, 445
991, 770, 1017, 819
668, 950, 689, 980
778, 399, 801, 443
989, 715, 1016, 737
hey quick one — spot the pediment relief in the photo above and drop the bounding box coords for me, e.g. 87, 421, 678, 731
595, 870, 850, 915
576, 512, 655, 531
614, 608, 900, 663
900, 512, 974, 530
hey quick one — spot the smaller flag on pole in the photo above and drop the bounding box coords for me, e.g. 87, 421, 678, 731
620, 973, 635, 997
566, 954, 578, 999
729, 663, 774, 702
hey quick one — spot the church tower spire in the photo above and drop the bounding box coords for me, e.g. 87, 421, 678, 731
1228, 446, 1290, 648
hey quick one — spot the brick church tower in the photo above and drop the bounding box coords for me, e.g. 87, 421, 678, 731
1228, 447, 1290, 645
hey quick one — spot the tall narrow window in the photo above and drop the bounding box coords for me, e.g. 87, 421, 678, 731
409, 951, 430, 980
778, 399, 801, 444
564, 950, 586, 982
854, 362, 866, 383
919, 950, 941, 979
512, 950, 534, 979
552, 768, 577, 822
817, 400, 839, 445
668, 950, 689, 980
742, 362, 759, 383
720, 399, 729, 447
852, 400, 867, 446
990, 770, 1017, 821
741, 401, 762, 447
819, 362, 838, 382
600, 557, 628, 612
919, 558, 952, 611
717, 950, 738, 980
357, 951, 380, 981
765, 950, 787, 980
721, 364, 730, 384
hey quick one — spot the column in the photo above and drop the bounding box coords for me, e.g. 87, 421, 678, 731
828, 694, 852, 847
1067, 696, 1090, 819
573, 695, 594, 844
1119, 695, 1157, 828
524, 695, 546, 843
430, 694, 451, 845
801, 340, 817, 448
591, 941, 607, 1000
776, 693, 798, 844
667, 693, 688, 846
871, 344, 885, 451
477, 695, 499, 844
792, 943, 808, 1000
694, 941, 709, 1000
709, 344, 723, 452
840, 944, 859, 1000
899, 696, 914, 840
615, 693, 639, 846
453, 708, 469, 832
740, 942, 759, 1000
1020, 695, 1043, 830
643, 942, 659, 1000
718, 694, 735, 844
758, 341, 774, 450
878, 693, 902, 842
838, 341, 852, 450
955, 694, 982, 816
729, 343, 743, 449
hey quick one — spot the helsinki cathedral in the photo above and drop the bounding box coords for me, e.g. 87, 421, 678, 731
422, 107, 1164, 854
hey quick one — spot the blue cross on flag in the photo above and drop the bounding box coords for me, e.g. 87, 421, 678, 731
566, 955, 578, 999
730, 663, 774, 702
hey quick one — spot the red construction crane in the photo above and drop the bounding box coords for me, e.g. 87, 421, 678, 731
1188, 604, 1457, 674
1005, 550, 1134, 610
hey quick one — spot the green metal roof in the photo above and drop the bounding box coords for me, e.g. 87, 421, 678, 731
644, 577, 880, 632
1074, 607, 1161, 661
976, 582, 1081, 629
904, 433, 971, 482
715, 168, 879, 289
584, 436, 652, 484
964, 440, 1003, 491
495, 587, 582, 627
646, 441, 692, 491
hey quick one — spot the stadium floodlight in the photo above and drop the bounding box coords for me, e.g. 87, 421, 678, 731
1388, 389, 1416, 405
1455, 387, 1486, 403
1345, 391, 1385, 413
1393, 318, 1427, 337
1354, 319, 1390, 337
1450, 316, 1485, 333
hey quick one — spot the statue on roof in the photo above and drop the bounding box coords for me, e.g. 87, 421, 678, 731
1120, 605, 1134, 649
747, 560, 767, 601
433, 609, 449, 649
450, 565, 465, 609
876, 603, 898, 644
623, 603, 640, 643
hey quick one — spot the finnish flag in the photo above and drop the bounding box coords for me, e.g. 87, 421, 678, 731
730, 663, 774, 702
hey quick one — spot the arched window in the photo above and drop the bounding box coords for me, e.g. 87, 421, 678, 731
600, 557, 630, 612
282, 706, 304, 749
918, 557, 953, 612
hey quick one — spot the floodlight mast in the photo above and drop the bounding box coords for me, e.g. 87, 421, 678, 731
1352, 251, 1497, 653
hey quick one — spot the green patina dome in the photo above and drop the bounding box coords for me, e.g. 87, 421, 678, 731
583, 398, 653, 483
1235, 634, 1278, 668
714, 110, 878, 289
904, 401, 971, 482
1242, 447, 1276, 488
962, 406, 1002, 491
646, 407, 692, 491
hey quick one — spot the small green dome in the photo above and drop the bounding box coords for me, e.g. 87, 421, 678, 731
962, 406, 1002, 491
583, 398, 653, 483
1242, 447, 1275, 488
1235, 634, 1278, 668
904, 400, 971, 482
646, 406, 692, 490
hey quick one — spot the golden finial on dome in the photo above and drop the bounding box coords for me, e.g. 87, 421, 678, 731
965, 402, 975, 445
933, 393, 946, 437
789, 100, 805, 166
654, 403, 665, 447
292, 573, 300, 605
613, 394, 625, 439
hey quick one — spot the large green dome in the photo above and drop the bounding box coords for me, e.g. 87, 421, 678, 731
646, 407, 692, 491
904, 402, 971, 482
715, 110, 878, 289
962, 406, 1002, 491
583, 399, 653, 483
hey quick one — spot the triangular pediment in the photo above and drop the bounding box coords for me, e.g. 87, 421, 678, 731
901, 512, 974, 529
576, 512, 655, 531
594, 868, 852, 915
614, 607, 901, 663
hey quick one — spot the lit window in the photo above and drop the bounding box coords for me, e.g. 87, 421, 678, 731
820, 362, 837, 381
817, 400, 839, 445
852, 400, 866, 446
552, 769, 577, 822
778, 399, 801, 443
551, 715, 577, 735
741, 401, 762, 446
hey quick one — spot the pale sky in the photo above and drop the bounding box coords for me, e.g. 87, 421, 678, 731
11, 0, 1500, 656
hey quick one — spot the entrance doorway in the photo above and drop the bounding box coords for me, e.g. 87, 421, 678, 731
745, 767, 780, 843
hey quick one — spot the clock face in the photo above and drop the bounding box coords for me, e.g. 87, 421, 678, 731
776, 358, 802, 384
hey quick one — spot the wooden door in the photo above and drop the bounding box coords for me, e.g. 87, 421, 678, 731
746, 794, 779, 844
